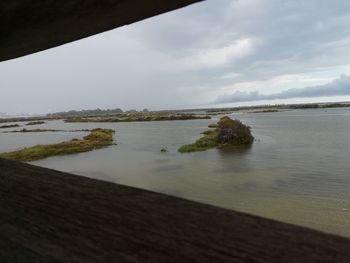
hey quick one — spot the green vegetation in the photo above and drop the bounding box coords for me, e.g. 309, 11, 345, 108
0, 124, 20, 129
206, 111, 234, 116
250, 109, 279, 113
178, 116, 254, 153
65, 113, 210, 123
1, 102, 350, 126
3, 128, 91, 133
205, 102, 350, 115
178, 130, 219, 153
4, 128, 60, 133
208, 123, 219, 128
0, 128, 115, 162
26, 121, 46, 126
201, 130, 215, 135
46, 108, 123, 118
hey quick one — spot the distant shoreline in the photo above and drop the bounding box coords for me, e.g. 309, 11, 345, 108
1, 102, 349, 124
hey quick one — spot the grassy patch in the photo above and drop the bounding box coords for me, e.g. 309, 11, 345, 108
201, 130, 215, 135
65, 113, 210, 123
3, 128, 91, 133
4, 128, 60, 133
0, 128, 115, 162
178, 130, 218, 153
249, 109, 279, 113
0, 124, 20, 129
178, 116, 253, 153
26, 121, 46, 126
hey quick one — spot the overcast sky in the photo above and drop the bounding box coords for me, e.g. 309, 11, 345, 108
1, 0, 350, 115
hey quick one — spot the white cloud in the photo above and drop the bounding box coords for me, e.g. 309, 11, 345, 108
172, 38, 257, 70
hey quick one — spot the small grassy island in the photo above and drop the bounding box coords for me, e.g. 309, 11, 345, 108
178, 116, 254, 153
0, 124, 20, 129
0, 128, 115, 162
26, 121, 46, 126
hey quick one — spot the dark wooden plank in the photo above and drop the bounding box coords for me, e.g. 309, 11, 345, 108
0, 0, 204, 62
0, 158, 349, 262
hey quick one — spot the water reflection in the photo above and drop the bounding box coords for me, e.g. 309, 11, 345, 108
217, 144, 252, 156
214, 145, 253, 174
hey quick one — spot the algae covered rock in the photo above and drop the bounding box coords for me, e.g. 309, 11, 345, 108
178, 116, 253, 153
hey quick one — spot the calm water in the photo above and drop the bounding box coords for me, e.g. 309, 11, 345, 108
1, 108, 350, 237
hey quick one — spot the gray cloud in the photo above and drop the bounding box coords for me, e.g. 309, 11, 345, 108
216, 74, 350, 103
1, 0, 350, 114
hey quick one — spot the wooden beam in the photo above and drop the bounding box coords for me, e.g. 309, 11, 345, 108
0, 0, 204, 62
0, 158, 349, 262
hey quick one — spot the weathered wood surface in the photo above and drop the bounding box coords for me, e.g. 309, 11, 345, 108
0, 0, 204, 62
0, 158, 349, 262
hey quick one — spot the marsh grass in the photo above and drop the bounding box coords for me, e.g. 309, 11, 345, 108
0, 124, 20, 129
178, 130, 218, 153
0, 128, 115, 162
3, 128, 91, 133
65, 113, 210, 123
249, 109, 279, 113
26, 121, 46, 126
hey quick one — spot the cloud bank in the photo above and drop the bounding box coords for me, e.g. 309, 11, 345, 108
1, 0, 350, 114
216, 74, 350, 103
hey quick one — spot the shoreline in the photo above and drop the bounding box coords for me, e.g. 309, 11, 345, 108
1, 103, 350, 124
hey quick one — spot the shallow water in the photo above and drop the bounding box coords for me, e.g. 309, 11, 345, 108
1, 108, 350, 237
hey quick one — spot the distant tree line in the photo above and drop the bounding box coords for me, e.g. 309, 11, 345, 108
46, 108, 123, 117
205, 102, 350, 113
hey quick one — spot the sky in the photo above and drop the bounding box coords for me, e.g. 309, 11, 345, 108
1, 0, 350, 115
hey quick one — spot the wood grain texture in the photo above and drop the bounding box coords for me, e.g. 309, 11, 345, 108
0, 158, 349, 262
